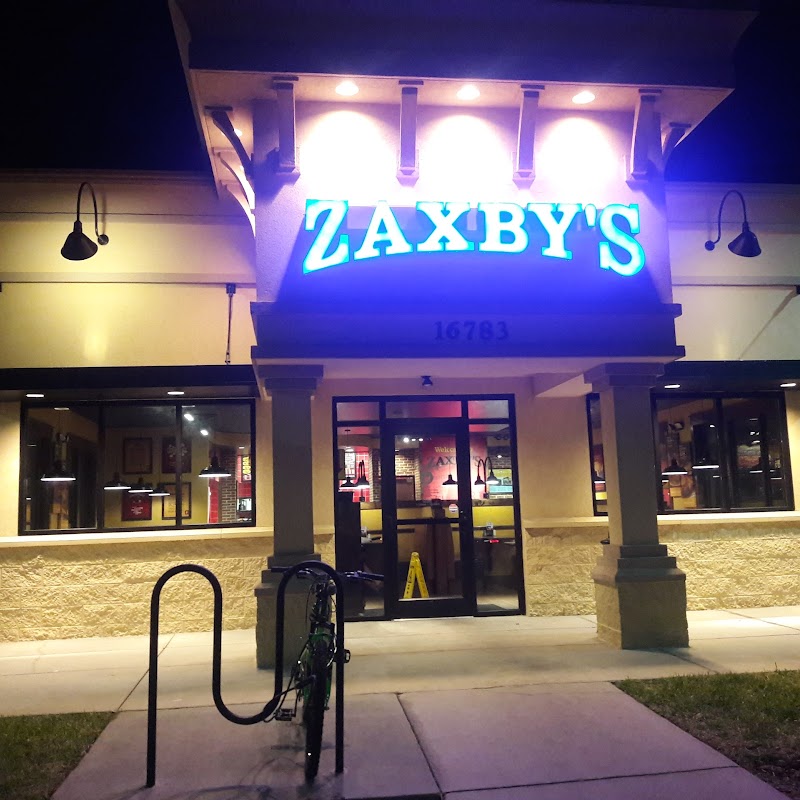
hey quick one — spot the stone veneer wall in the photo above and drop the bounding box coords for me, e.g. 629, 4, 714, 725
524, 515, 800, 616
0, 530, 334, 643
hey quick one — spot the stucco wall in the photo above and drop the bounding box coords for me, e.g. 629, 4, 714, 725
0, 530, 334, 642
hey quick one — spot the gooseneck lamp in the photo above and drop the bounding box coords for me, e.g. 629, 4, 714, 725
61, 182, 110, 260
704, 189, 761, 258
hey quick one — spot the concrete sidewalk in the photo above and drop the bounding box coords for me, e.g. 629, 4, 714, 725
3, 607, 800, 798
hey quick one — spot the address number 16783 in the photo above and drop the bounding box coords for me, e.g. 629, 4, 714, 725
434, 321, 509, 341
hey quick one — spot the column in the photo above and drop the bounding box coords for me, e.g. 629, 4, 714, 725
254, 364, 323, 667
584, 363, 688, 648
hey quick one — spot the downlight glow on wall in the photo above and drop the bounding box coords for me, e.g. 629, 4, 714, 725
302, 200, 646, 277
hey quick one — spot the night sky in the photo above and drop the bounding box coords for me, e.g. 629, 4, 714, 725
2, 0, 798, 183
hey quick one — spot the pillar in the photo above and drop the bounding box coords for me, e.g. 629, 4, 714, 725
584, 363, 688, 648
254, 364, 323, 667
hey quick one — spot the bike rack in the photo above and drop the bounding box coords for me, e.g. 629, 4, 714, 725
145, 560, 346, 787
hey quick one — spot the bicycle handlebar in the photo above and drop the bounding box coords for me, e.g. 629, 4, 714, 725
270, 565, 384, 582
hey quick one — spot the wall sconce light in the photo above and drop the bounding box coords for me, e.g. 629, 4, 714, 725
421, 375, 433, 388
442, 474, 458, 486
61, 182, 110, 261
704, 189, 761, 258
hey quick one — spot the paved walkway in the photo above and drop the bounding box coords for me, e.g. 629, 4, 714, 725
2, 607, 800, 798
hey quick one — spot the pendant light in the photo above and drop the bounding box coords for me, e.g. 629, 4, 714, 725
442, 474, 457, 486
129, 478, 154, 493
354, 459, 370, 489
104, 472, 131, 490
199, 454, 231, 478
661, 458, 689, 477
41, 430, 75, 482
660, 400, 688, 480
150, 483, 170, 497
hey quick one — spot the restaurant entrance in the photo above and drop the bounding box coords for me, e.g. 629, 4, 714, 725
334, 396, 524, 620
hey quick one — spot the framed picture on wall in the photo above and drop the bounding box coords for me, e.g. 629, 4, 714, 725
162, 482, 192, 520
161, 437, 192, 474
121, 492, 152, 522
123, 437, 152, 474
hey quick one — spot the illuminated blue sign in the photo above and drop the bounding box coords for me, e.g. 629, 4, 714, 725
303, 200, 645, 277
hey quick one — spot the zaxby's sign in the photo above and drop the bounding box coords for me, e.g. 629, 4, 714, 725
302, 200, 646, 277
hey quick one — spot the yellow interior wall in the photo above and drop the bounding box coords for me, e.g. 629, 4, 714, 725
101, 427, 209, 528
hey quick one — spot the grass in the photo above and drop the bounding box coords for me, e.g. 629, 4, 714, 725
616, 670, 800, 799
0, 712, 115, 800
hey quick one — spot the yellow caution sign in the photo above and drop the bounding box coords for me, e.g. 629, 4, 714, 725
403, 551, 429, 599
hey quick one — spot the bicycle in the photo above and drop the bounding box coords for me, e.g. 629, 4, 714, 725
270, 564, 383, 781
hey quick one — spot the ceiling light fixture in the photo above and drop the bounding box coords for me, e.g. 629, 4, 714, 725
781, 382, 796, 388
456, 84, 480, 101
26, 393, 45, 398
168, 390, 184, 396
335, 80, 359, 97
704, 189, 761, 257
61, 182, 110, 260
572, 90, 595, 104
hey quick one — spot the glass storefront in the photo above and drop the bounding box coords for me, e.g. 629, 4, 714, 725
22, 400, 255, 533
333, 396, 523, 620
587, 393, 793, 514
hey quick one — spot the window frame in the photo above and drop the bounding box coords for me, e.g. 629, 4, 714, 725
19, 397, 256, 536
587, 391, 794, 516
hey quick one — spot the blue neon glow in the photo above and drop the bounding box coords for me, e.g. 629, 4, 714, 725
353, 200, 413, 260
301, 200, 646, 276
477, 202, 528, 254
598, 204, 645, 276
303, 199, 349, 273
527, 203, 581, 260
416, 201, 473, 252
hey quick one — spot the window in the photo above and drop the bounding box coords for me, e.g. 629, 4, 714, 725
587, 393, 793, 514
22, 400, 255, 533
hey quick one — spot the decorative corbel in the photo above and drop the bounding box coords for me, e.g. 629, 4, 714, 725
206, 107, 253, 180
662, 122, 692, 164
397, 80, 423, 184
627, 89, 662, 183
514, 84, 544, 187
214, 148, 256, 233
273, 77, 300, 176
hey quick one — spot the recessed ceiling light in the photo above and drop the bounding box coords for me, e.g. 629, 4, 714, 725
184, 413, 194, 422
572, 90, 595, 105
54, 407, 70, 411
26, 393, 44, 398
457, 84, 480, 101
781, 382, 797, 388
335, 80, 359, 97
200, 429, 209, 436
664, 384, 681, 389
168, 390, 184, 396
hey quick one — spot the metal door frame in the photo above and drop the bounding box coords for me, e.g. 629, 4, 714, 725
381, 418, 476, 619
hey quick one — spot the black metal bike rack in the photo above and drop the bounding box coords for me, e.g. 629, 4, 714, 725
146, 560, 346, 787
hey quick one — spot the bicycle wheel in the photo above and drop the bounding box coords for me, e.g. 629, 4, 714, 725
303, 638, 329, 781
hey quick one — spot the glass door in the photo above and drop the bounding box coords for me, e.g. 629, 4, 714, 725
381, 419, 475, 618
